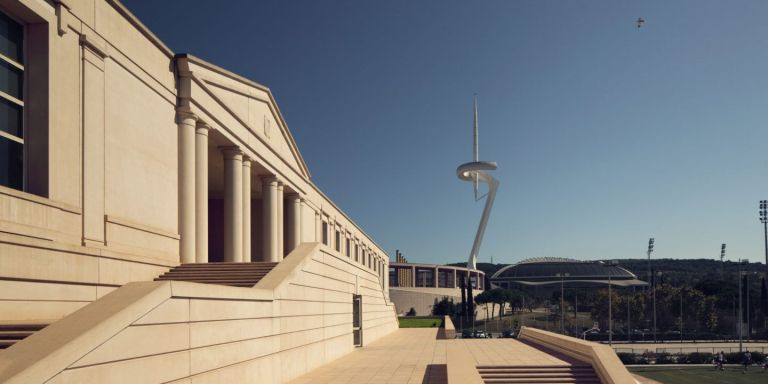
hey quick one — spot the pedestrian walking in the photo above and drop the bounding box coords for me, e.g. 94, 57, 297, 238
741, 350, 752, 373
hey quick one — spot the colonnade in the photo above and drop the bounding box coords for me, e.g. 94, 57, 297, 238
177, 111, 303, 264
388, 264, 484, 290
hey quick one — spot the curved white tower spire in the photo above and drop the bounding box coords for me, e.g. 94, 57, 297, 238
457, 96, 498, 270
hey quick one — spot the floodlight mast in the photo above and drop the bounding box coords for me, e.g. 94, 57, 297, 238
473, 95, 479, 199
457, 95, 499, 270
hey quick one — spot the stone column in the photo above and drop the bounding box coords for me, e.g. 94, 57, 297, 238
242, 157, 252, 262
277, 182, 285, 260
262, 176, 279, 262
178, 111, 197, 264
453, 269, 458, 289
194, 121, 209, 263
315, 211, 322, 242
222, 147, 243, 262
411, 266, 417, 287
384, 259, 389, 295
434, 267, 439, 288
286, 193, 301, 253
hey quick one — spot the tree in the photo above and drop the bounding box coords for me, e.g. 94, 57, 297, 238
432, 297, 459, 316
474, 291, 491, 320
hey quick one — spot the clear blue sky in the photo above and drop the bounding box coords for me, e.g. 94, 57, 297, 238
125, 0, 768, 266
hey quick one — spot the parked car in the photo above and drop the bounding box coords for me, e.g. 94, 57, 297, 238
473, 330, 487, 338
502, 329, 516, 338
461, 329, 473, 338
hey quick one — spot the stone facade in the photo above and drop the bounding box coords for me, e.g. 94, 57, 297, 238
0, 0, 389, 321
0, 1, 397, 382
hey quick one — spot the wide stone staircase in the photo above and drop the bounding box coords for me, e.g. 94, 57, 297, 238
155, 262, 278, 287
0, 321, 50, 351
477, 364, 601, 384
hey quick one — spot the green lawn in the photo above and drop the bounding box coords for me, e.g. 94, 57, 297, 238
398, 317, 441, 328
630, 366, 767, 384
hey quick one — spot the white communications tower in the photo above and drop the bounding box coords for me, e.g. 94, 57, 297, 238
456, 95, 499, 270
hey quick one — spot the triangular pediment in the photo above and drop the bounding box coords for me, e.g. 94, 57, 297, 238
179, 55, 310, 180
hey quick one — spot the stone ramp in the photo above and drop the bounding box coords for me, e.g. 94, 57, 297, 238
154, 261, 278, 287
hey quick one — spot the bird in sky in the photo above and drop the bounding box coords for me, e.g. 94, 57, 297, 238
637, 17, 645, 29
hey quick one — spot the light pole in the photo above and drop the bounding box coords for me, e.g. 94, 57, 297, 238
679, 287, 683, 344
627, 287, 632, 342
607, 260, 618, 346
738, 260, 747, 352
761, 201, 767, 278
556, 273, 570, 335
653, 271, 662, 342
647, 238, 655, 289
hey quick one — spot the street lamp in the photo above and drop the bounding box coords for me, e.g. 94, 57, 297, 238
556, 273, 570, 335
653, 271, 662, 342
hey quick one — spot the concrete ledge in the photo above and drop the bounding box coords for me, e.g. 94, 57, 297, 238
446, 341, 484, 384
518, 326, 636, 384
437, 315, 455, 340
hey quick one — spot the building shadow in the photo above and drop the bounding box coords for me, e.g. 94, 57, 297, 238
422, 364, 448, 384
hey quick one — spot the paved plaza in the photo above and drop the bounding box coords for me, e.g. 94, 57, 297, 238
287, 328, 580, 384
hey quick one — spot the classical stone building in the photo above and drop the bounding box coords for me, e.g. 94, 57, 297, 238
0, 1, 396, 383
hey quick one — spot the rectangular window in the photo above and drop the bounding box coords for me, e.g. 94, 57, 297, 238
334, 230, 340, 252
345, 238, 350, 257
322, 222, 328, 245
0, 12, 24, 191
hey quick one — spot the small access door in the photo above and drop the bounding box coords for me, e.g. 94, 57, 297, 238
353, 294, 363, 347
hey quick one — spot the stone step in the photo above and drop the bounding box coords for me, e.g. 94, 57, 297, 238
478, 364, 599, 384
0, 322, 50, 332
479, 368, 595, 374
160, 270, 273, 274
173, 263, 277, 268
478, 365, 591, 370
482, 379, 600, 384
158, 273, 271, 278
481, 373, 599, 378
0, 331, 35, 339
0, 322, 50, 350
155, 262, 277, 287
156, 277, 261, 283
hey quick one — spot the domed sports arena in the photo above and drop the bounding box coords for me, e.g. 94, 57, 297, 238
490, 257, 648, 289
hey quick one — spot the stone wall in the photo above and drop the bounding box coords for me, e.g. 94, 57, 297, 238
0, 243, 398, 384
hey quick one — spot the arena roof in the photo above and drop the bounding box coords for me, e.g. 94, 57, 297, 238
490, 258, 647, 288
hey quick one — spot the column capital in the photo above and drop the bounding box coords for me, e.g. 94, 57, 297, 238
261, 175, 279, 184
196, 120, 212, 131
176, 109, 198, 123
219, 146, 243, 158
242, 156, 252, 166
